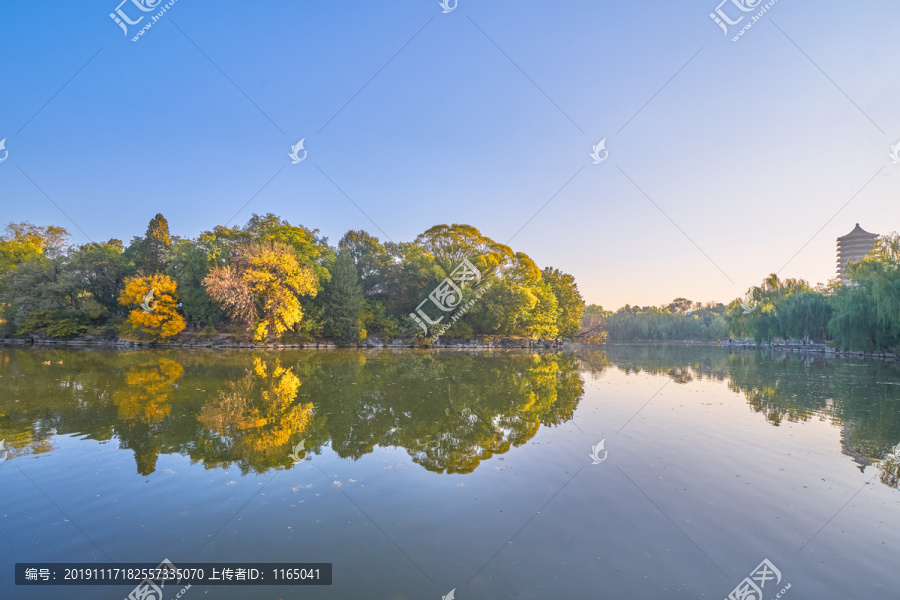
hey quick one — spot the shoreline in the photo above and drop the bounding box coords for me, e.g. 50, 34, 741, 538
0, 335, 564, 351
2, 337, 894, 361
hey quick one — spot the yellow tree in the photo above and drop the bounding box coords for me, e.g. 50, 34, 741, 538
203, 242, 318, 341
118, 274, 186, 341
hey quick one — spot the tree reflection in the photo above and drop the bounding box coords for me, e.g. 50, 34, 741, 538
114, 357, 184, 423
594, 346, 900, 486
1, 346, 898, 487
196, 357, 316, 474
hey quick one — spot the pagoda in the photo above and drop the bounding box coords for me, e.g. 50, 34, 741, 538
836, 224, 878, 283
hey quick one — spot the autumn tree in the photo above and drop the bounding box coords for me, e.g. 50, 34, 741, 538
0, 222, 69, 275
118, 273, 186, 341
203, 242, 318, 341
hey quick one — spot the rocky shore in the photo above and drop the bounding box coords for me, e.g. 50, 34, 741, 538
722, 340, 897, 361
0, 334, 564, 351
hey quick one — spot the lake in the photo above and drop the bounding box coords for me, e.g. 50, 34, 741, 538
1, 344, 898, 599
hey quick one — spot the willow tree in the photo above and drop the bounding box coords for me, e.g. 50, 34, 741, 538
828, 232, 900, 350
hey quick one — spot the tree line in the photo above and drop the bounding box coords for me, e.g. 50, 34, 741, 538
725, 232, 900, 351
577, 232, 900, 352
0, 215, 585, 344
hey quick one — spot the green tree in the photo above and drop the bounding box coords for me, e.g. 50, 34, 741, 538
339, 230, 391, 298
541, 267, 584, 338
129, 213, 172, 274
67, 241, 132, 314
778, 290, 831, 342
167, 238, 226, 328
828, 232, 900, 351
0, 222, 69, 276
321, 248, 364, 344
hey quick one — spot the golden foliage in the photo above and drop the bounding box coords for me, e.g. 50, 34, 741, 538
203, 242, 318, 341
113, 358, 184, 424
198, 357, 314, 464
118, 274, 186, 341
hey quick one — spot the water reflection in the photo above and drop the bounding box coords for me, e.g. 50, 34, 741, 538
0, 349, 584, 477
197, 356, 316, 473
592, 344, 900, 489
0, 346, 898, 488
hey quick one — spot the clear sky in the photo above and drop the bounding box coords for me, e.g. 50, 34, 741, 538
1, 0, 898, 309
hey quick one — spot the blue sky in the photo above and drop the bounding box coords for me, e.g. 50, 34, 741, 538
1, 0, 898, 308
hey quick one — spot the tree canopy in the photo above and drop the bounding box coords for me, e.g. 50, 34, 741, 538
0, 216, 585, 344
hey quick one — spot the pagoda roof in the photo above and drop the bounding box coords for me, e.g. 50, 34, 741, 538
837, 223, 878, 241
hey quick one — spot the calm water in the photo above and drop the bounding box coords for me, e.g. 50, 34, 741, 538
1, 345, 899, 599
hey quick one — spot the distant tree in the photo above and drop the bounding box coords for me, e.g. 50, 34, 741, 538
578, 304, 610, 345
666, 297, 693, 315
